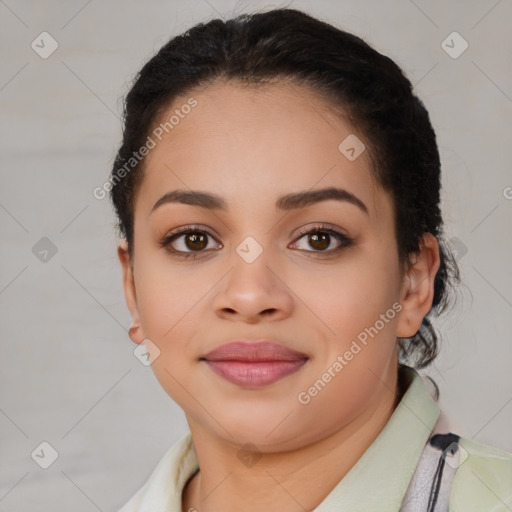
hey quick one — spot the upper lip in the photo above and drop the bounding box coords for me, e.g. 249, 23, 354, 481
201, 340, 308, 362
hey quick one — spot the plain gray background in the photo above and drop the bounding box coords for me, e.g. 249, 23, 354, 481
1, 0, 511, 510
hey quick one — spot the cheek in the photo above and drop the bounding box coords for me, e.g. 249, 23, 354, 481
291, 248, 401, 342
133, 261, 204, 407
134, 254, 207, 338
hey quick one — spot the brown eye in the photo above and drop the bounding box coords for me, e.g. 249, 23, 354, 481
291, 225, 354, 256
159, 227, 222, 259
183, 232, 208, 251
307, 232, 330, 251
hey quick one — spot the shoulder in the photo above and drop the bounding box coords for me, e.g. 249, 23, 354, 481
118, 432, 197, 512
449, 436, 512, 511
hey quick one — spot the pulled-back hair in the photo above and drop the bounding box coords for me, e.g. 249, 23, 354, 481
109, 8, 460, 378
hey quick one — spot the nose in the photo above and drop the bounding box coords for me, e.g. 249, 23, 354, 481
211, 242, 294, 323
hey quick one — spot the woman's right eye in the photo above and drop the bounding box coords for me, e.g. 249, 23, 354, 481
159, 227, 222, 260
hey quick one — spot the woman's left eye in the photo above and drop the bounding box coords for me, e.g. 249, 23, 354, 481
158, 224, 353, 260
291, 225, 354, 255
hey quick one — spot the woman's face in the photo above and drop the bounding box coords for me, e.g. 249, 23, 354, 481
119, 80, 427, 451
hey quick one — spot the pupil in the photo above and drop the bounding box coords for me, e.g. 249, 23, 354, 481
187, 233, 206, 250
311, 232, 328, 250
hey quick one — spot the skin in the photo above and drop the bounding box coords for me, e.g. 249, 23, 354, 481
117, 80, 440, 512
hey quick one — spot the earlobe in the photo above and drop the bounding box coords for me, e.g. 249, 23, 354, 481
117, 239, 144, 345
396, 233, 441, 338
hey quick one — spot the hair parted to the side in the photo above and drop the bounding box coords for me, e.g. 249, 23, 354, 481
109, 7, 461, 388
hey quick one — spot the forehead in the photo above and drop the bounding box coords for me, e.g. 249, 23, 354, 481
136, 80, 389, 223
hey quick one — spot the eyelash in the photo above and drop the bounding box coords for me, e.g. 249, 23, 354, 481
158, 224, 354, 260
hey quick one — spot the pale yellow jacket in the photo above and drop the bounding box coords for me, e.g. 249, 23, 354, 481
118, 365, 512, 511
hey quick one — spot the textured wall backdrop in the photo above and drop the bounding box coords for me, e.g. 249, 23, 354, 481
0, 1, 511, 510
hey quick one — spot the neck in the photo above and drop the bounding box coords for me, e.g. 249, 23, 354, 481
182, 361, 402, 512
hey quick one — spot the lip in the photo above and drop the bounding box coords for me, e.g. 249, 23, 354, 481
202, 341, 308, 361
201, 340, 309, 388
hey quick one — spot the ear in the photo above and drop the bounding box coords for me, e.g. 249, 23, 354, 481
117, 239, 144, 345
396, 233, 441, 338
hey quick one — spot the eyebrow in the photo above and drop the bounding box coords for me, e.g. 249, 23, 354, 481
150, 186, 369, 215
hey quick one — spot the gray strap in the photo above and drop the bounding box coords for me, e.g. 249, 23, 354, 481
400, 417, 461, 511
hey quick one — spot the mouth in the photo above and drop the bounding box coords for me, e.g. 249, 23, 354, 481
200, 340, 309, 388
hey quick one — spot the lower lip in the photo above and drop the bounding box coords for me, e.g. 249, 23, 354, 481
204, 359, 308, 388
